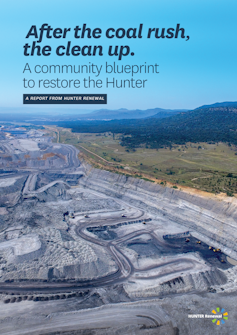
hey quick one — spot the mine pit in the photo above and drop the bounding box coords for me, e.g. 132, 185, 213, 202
0, 126, 237, 334
126, 235, 231, 269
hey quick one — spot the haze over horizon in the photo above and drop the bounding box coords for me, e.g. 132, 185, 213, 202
0, 100, 237, 116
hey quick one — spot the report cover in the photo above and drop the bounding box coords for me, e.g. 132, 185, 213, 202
0, 1, 237, 334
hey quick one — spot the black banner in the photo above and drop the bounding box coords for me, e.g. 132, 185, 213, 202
23, 94, 107, 104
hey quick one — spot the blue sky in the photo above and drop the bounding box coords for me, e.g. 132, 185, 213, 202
0, 0, 237, 111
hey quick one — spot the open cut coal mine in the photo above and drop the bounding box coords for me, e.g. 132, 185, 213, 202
0, 126, 237, 334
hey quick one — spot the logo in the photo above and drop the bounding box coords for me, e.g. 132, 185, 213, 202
188, 307, 228, 326
211, 308, 228, 325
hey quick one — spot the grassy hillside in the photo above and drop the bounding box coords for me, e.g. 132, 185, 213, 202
43, 106, 237, 196
44, 106, 237, 150
56, 129, 237, 196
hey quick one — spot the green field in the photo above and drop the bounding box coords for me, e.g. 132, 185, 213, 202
57, 129, 237, 196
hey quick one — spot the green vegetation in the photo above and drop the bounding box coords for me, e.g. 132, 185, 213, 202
45, 107, 237, 151
49, 106, 237, 196
57, 129, 237, 195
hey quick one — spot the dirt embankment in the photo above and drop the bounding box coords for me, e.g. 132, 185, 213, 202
78, 152, 237, 203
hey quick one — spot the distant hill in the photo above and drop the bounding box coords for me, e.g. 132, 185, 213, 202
145, 109, 188, 119
79, 107, 188, 120
0, 107, 187, 121
49, 106, 237, 149
195, 102, 237, 109
120, 106, 237, 148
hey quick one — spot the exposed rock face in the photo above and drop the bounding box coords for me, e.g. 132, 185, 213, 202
0, 137, 120, 283
126, 268, 227, 299
0, 175, 28, 207
80, 164, 237, 260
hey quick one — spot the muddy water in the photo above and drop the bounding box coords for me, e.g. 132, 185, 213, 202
227, 256, 237, 265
